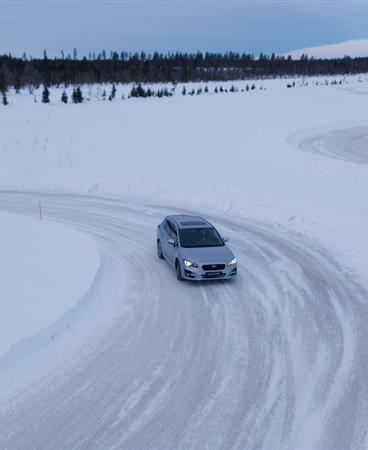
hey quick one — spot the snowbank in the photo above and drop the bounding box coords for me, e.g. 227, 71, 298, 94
0, 211, 100, 358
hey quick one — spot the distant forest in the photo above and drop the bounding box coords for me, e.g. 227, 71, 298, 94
1, 50, 368, 90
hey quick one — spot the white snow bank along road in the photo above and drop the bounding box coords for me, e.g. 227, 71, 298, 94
0, 209, 99, 390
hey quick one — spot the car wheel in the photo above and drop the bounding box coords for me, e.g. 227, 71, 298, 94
157, 240, 164, 259
176, 260, 184, 281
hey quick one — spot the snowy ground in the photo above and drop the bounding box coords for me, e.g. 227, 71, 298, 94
2, 76, 368, 284
0, 208, 100, 399
1, 77, 368, 449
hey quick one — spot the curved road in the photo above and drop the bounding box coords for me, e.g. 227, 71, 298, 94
297, 124, 368, 165
0, 191, 367, 450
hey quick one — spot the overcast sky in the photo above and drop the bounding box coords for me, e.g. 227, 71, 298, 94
1, 0, 368, 57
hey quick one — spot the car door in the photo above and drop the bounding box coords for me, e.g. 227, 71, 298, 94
165, 220, 178, 266
161, 220, 172, 259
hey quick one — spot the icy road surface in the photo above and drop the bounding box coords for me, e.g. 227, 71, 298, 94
0, 191, 368, 450
297, 124, 368, 165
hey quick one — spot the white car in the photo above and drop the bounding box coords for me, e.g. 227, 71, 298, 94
157, 214, 237, 281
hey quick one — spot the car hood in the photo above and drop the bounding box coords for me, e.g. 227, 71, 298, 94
181, 245, 234, 265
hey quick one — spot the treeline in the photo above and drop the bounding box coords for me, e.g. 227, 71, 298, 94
35, 82, 261, 105
1, 51, 368, 92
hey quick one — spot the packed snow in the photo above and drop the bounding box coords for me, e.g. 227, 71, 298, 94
1, 76, 368, 449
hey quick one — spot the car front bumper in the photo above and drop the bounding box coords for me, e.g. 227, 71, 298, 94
183, 264, 237, 281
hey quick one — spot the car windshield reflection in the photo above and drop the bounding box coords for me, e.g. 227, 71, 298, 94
179, 227, 224, 248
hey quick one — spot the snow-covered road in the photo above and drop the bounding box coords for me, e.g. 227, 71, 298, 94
1, 191, 367, 450
298, 124, 368, 165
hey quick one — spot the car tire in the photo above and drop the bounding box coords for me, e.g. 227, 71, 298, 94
176, 260, 184, 281
157, 240, 164, 259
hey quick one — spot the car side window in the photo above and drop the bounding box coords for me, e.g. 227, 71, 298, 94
164, 220, 171, 237
164, 220, 178, 241
169, 222, 178, 238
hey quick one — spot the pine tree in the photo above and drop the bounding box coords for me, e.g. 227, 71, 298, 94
0, 71, 5, 93
109, 84, 117, 100
76, 86, 83, 103
214, 86, 218, 93
0, 71, 7, 103
204, 85, 209, 93
72, 87, 78, 103
14, 76, 21, 93
61, 90, 68, 103
2, 91, 8, 105
130, 84, 146, 98
72, 87, 83, 103
42, 85, 50, 103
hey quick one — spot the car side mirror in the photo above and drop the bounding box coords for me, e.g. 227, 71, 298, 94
222, 236, 229, 243
168, 238, 175, 246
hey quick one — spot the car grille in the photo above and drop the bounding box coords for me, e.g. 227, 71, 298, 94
202, 264, 225, 271
202, 272, 225, 279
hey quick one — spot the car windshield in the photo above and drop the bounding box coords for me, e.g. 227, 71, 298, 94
179, 227, 224, 248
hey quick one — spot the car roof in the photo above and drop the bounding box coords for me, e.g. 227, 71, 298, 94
166, 214, 212, 229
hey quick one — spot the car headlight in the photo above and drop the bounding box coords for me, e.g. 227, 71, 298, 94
184, 259, 198, 268
228, 257, 237, 266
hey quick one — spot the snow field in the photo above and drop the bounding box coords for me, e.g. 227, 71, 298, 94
1, 76, 368, 448
2, 77, 368, 289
